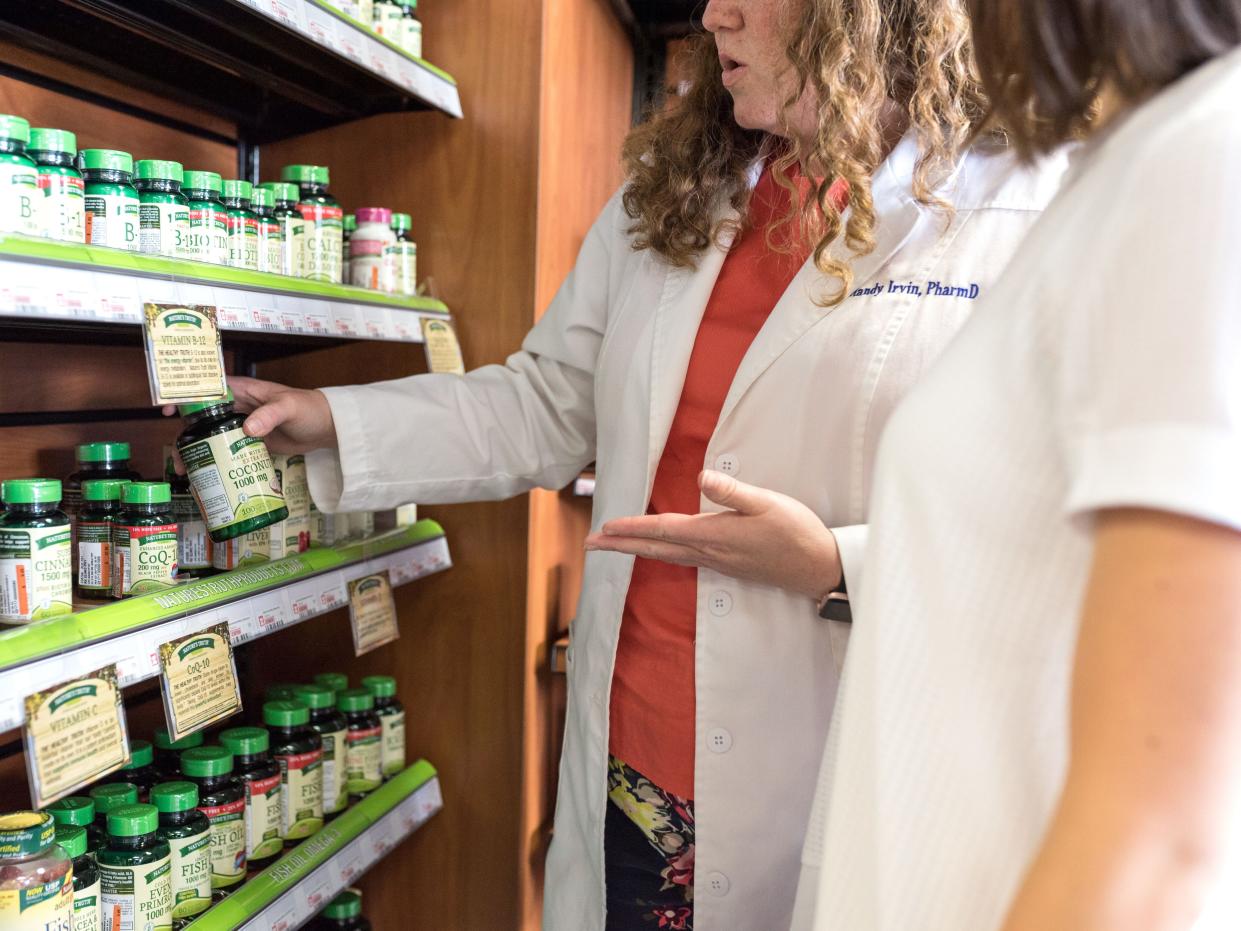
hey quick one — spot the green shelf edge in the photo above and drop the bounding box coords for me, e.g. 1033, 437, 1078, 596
0, 519, 446, 671
185, 759, 440, 929
302, 0, 458, 84
0, 235, 450, 314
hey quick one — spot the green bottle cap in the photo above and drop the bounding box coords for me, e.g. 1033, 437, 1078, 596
390, 212, 412, 231
1, 478, 61, 505
122, 481, 171, 505
107, 803, 158, 838
0, 812, 54, 858
0, 114, 31, 146
154, 727, 205, 752
263, 700, 309, 727
291, 684, 334, 710
361, 675, 397, 698
90, 783, 138, 814
219, 726, 270, 756
181, 746, 234, 778
183, 170, 222, 195
323, 889, 362, 919
28, 128, 76, 156
252, 186, 273, 208
265, 683, 299, 702
177, 389, 234, 417
54, 824, 87, 859
259, 181, 299, 203
149, 781, 199, 813
221, 178, 253, 201
123, 739, 154, 769
135, 159, 184, 184
336, 688, 374, 713
343, 214, 356, 232
81, 149, 133, 174
82, 478, 130, 502
312, 166, 331, 186
47, 796, 95, 828
314, 673, 348, 694
280, 164, 318, 183
77, 441, 131, 464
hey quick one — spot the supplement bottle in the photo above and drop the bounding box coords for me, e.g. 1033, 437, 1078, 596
268, 454, 309, 559
81, 149, 139, 251
399, 0, 422, 58
63, 442, 142, 533
29, 127, 84, 242
258, 182, 304, 277
362, 676, 406, 779
221, 179, 259, 271
99, 740, 161, 802
313, 889, 371, 930
56, 824, 100, 931
0, 479, 72, 624
338, 689, 383, 799
135, 160, 189, 259
349, 207, 395, 291
341, 213, 355, 271
176, 392, 288, 542
97, 804, 172, 931
76, 478, 130, 602
293, 684, 349, 820
251, 186, 284, 276
281, 165, 342, 283
0, 811, 73, 931
47, 796, 106, 855
389, 212, 417, 296
112, 482, 178, 598
314, 673, 349, 695
265, 684, 298, 702
182, 171, 228, 265
164, 449, 211, 579
149, 781, 211, 928
180, 747, 246, 899
337, 0, 373, 27
372, 0, 403, 41
211, 528, 269, 571
218, 727, 283, 871
89, 784, 137, 841
153, 729, 204, 781
0, 115, 42, 237
263, 701, 324, 843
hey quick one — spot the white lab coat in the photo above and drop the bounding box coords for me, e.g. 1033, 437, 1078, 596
305, 133, 1066, 931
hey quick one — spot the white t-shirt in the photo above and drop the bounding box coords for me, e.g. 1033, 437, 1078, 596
801, 46, 1241, 931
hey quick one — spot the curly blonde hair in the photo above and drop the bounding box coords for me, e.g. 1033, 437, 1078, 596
622, 0, 988, 304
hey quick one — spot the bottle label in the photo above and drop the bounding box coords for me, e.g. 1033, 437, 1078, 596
199, 798, 246, 888
349, 237, 397, 292
0, 524, 72, 621
373, 2, 402, 36
297, 203, 343, 283
380, 709, 406, 777
211, 528, 269, 571
259, 219, 284, 275
186, 206, 228, 264
78, 517, 114, 592
271, 455, 310, 557
172, 493, 212, 570
38, 172, 85, 242
180, 428, 285, 533
113, 523, 178, 597
390, 240, 417, 296
0, 161, 42, 237
85, 193, 139, 251
139, 201, 189, 258
100, 853, 173, 931
403, 17, 423, 58
0, 867, 72, 930
277, 747, 324, 839
167, 831, 211, 921
345, 725, 383, 794
73, 875, 101, 931
226, 214, 260, 270
244, 771, 284, 860
278, 215, 305, 277
320, 727, 349, 814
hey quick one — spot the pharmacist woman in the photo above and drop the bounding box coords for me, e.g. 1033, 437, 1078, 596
216, 2, 1064, 928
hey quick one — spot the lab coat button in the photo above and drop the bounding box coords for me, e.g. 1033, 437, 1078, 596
708, 591, 732, 617
706, 727, 732, 753
713, 453, 740, 475
705, 871, 730, 896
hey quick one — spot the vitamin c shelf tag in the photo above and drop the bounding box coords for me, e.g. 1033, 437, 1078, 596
23, 664, 130, 808
142, 302, 227, 405
159, 622, 242, 742
348, 571, 400, 656
420, 318, 465, 375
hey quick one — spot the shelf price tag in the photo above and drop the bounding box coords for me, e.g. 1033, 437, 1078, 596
421, 317, 466, 374
348, 571, 400, 656
250, 306, 280, 332
23, 664, 130, 808
158, 622, 243, 742
142, 303, 228, 405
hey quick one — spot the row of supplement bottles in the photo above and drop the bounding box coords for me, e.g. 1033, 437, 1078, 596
342, 207, 418, 296
331, 0, 423, 58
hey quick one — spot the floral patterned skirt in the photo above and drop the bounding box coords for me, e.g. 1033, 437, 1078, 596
605, 755, 695, 930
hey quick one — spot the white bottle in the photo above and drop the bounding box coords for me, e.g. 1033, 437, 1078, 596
349, 207, 397, 292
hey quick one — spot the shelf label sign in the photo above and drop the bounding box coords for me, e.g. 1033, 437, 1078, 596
348, 571, 400, 656
143, 303, 228, 404
23, 664, 130, 808
421, 318, 465, 374
159, 622, 243, 742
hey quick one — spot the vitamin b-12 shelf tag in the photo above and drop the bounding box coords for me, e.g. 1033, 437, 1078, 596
348, 571, 400, 656
142, 302, 227, 405
420, 317, 466, 374
23, 664, 131, 808
159, 622, 242, 742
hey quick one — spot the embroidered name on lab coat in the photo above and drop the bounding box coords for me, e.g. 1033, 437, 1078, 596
850, 279, 981, 299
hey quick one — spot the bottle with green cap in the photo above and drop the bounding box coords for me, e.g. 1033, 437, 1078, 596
97, 803, 173, 929
313, 888, 372, 930
48, 795, 106, 854
314, 672, 349, 694
64, 441, 142, 521
263, 701, 324, 843
89, 783, 138, 839
258, 182, 304, 277
362, 676, 406, 779
0, 479, 71, 623
55, 824, 101, 931
29, 127, 84, 242
265, 684, 298, 702
0, 811, 73, 929
293, 684, 349, 819
182, 170, 227, 265
338, 689, 383, 799
97, 739, 161, 802
218, 727, 283, 870
153, 728, 205, 780
389, 212, 417, 296
164, 448, 212, 579
399, 0, 421, 58
0, 115, 41, 237
372, 0, 403, 42
280, 165, 342, 283
111, 482, 178, 598
221, 179, 259, 271
149, 781, 211, 927
175, 391, 287, 542
341, 212, 355, 270
81, 149, 138, 251
251, 186, 284, 276
76, 478, 131, 601
180, 747, 246, 898
135, 159, 189, 259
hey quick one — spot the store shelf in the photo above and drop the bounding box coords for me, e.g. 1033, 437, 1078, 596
0, 520, 451, 732
0, 0, 461, 142
0, 235, 449, 355
186, 760, 443, 930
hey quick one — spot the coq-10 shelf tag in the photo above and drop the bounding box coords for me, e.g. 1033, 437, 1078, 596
159, 623, 243, 742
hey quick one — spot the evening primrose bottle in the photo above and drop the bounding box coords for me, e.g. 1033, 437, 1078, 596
175, 392, 288, 542
338, 689, 382, 800
218, 727, 284, 872
112, 483, 178, 598
263, 702, 324, 844
135, 160, 189, 259
252, 186, 284, 275
0, 811, 73, 931
165, 449, 212, 579
98, 804, 173, 931
361, 676, 405, 780
76, 478, 129, 602
0, 115, 42, 237
258, 182, 304, 277
182, 171, 228, 265
221, 180, 259, 271
81, 149, 139, 251
281, 165, 342, 283
0, 479, 72, 624
56, 825, 100, 931
180, 747, 246, 899
149, 781, 211, 929
293, 684, 349, 820
28, 127, 84, 242
47, 795, 106, 855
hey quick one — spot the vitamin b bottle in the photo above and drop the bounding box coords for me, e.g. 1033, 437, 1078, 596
361, 676, 405, 780
0, 478, 72, 624
218, 727, 284, 871
29, 127, 84, 242
76, 478, 129, 601
258, 182, 304, 277
281, 164, 342, 283
221, 179, 259, 271
135, 159, 189, 259
183, 171, 228, 265
0, 812, 73, 930
150, 781, 212, 928
98, 804, 173, 929
81, 149, 139, 251
0, 114, 41, 237
180, 747, 246, 899
112, 482, 178, 598
252, 186, 284, 276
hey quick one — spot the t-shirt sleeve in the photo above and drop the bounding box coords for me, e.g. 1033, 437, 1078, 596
1060, 113, 1241, 530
